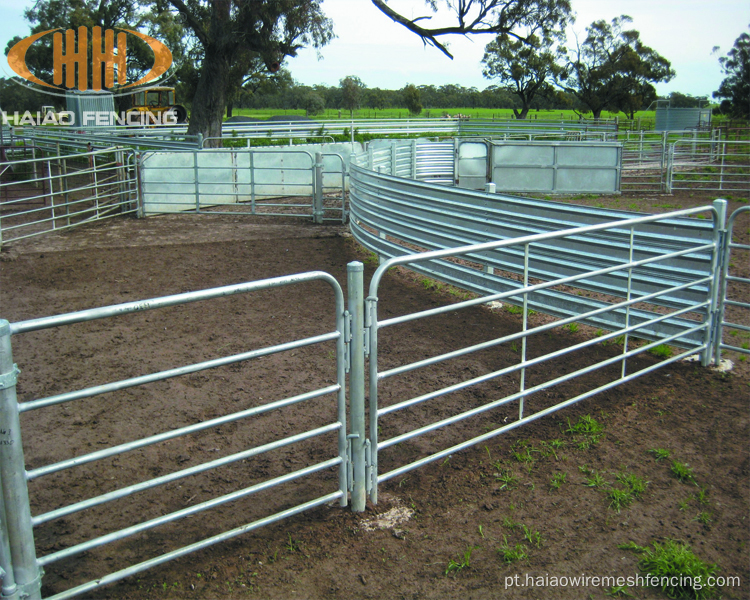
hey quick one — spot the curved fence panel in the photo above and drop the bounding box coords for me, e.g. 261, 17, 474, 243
350, 163, 718, 350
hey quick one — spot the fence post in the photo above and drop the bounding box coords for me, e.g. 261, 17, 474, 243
0, 321, 42, 600
704, 199, 728, 367
313, 152, 324, 224
347, 262, 367, 512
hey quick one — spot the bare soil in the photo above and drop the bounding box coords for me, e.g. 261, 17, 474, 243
0, 190, 748, 600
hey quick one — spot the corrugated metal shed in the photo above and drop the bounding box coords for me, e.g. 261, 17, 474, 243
65, 91, 116, 127
655, 108, 711, 131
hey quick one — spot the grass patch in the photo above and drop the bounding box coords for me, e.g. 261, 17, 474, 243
637, 540, 719, 599
445, 545, 478, 576
648, 344, 673, 359
564, 415, 604, 449
499, 536, 528, 563
648, 448, 671, 461
671, 461, 698, 485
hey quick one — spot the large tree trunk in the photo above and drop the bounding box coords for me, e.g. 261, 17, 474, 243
187, 48, 232, 148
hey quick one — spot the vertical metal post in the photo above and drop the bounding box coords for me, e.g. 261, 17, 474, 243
347, 262, 366, 512
0, 321, 42, 600
61, 155, 70, 227
519, 244, 529, 420
193, 151, 200, 213
92, 152, 100, 218
622, 227, 635, 377
249, 152, 256, 215
47, 160, 56, 230
313, 152, 324, 224
704, 199, 728, 366
366, 292, 379, 505
411, 139, 417, 179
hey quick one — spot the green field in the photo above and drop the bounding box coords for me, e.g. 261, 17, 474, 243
229, 107, 655, 123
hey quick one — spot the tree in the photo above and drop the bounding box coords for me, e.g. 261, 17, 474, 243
165, 0, 333, 146
402, 83, 422, 116
371, 0, 571, 59
482, 33, 563, 119
303, 91, 325, 116
340, 75, 365, 118
713, 26, 750, 119
557, 16, 674, 119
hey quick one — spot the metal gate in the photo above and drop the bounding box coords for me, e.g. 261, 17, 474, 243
716, 206, 750, 362
361, 205, 727, 503
0, 271, 350, 600
139, 149, 347, 223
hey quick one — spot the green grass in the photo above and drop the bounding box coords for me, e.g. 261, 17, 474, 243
671, 461, 698, 485
499, 536, 528, 563
445, 546, 478, 575
608, 487, 634, 513
227, 107, 640, 122
549, 471, 567, 491
564, 415, 604, 449
648, 344, 674, 359
648, 448, 671, 461
637, 540, 719, 599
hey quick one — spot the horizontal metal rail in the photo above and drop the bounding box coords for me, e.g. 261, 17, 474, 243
716, 206, 750, 362
351, 163, 716, 349
362, 195, 723, 504
0, 148, 137, 246
669, 139, 750, 193
2, 270, 348, 600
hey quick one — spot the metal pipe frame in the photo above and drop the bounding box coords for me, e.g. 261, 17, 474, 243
716, 206, 750, 362
3, 270, 349, 599
363, 202, 724, 504
0, 148, 138, 246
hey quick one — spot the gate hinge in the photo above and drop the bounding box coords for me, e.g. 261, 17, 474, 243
0, 365, 20, 390
343, 311, 352, 373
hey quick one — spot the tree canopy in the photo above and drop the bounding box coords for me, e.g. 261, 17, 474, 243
713, 26, 750, 119
557, 16, 674, 119
165, 0, 334, 144
482, 33, 563, 119
371, 0, 571, 59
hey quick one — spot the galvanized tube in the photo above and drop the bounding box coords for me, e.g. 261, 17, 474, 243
347, 262, 366, 511
20, 333, 339, 413
366, 294, 379, 504
43, 491, 343, 600
705, 199, 728, 365
376, 241, 715, 330
11, 271, 342, 335
0, 446, 19, 600
26, 384, 340, 480
378, 344, 699, 485
0, 322, 41, 600
378, 323, 706, 451
378, 302, 708, 419
33, 423, 341, 525
378, 276, 712, 382
38, 459, 342, 567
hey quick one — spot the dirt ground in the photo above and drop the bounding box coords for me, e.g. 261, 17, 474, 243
0, 190, 748, 600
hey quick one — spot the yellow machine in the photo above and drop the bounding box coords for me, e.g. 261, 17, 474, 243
126, 87, 188, 125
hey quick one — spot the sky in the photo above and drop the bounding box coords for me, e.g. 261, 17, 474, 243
0, 0, 748, 99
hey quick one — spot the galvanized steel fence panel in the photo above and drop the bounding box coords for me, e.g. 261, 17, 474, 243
139, 148, 347, 223
0, 272, 349, 600
349, 164, 715, 349
0, 148, 137, 246
668, 139, 750, 193
716, 206, 750, 362
360, 203, 725, 503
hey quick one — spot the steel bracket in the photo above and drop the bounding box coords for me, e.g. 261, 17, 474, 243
0, 365, 19, 390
